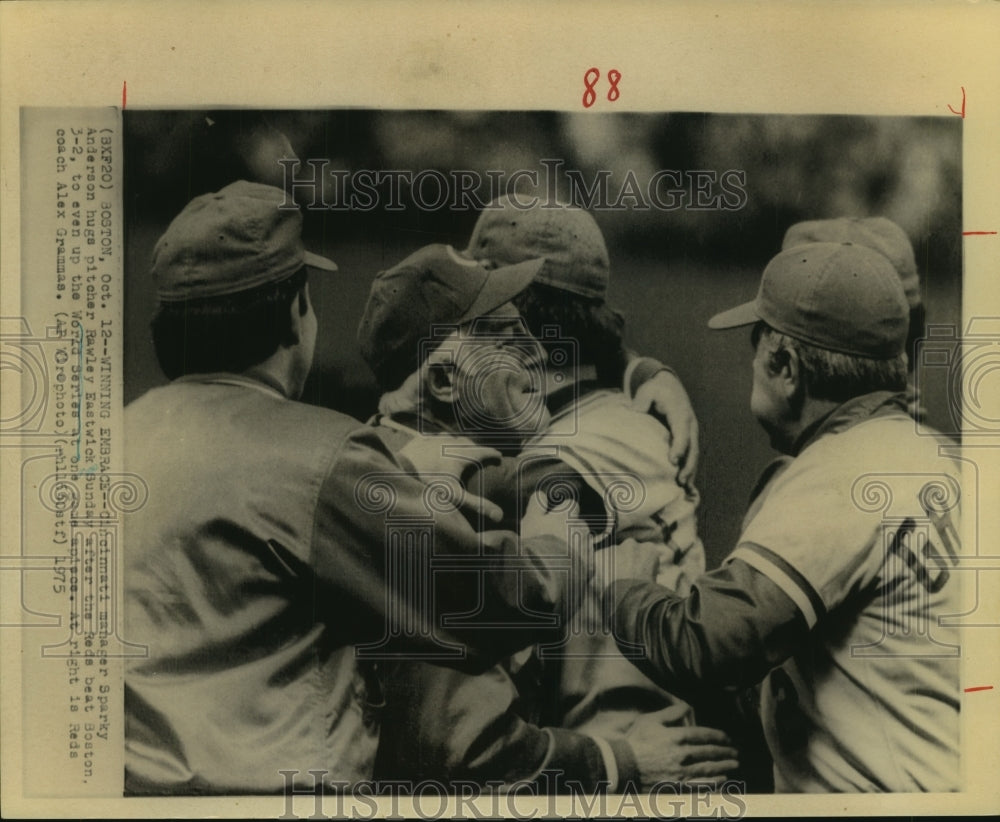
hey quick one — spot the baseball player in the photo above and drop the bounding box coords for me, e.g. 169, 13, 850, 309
124, 183, 593, 794
607, 241, 961, 792
358, 243, 737, 792
464, 197, 708, 741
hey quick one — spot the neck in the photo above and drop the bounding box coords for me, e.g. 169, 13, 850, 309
774, 395, 841, 455
244, 347, 301, 400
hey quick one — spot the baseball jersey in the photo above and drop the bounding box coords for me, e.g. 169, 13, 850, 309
528, 388, 704, 738
730, 399, 961, 791
531, 388, 705, 590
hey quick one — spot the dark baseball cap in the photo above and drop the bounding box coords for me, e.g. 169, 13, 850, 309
358, 244, 546, 390
782, 216, 920, 309
466, 196, 610, 299
708, 242, 909, 359
151, 180, 337, 302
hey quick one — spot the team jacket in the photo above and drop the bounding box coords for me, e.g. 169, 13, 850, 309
608, 392, 961, 792
123, 374, 593, 794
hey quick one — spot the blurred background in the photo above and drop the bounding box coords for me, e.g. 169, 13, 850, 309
123, 109, 962, 568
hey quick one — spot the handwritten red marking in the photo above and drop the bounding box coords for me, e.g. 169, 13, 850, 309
122, 81, 127, 109
964, 686, 994, 693
582, 68, 600, 109
963, 231, 997, 236
607, 69, 621, 102
947, 86, 965, 118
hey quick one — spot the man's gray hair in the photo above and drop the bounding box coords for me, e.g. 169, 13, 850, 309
756, 323, 908, 403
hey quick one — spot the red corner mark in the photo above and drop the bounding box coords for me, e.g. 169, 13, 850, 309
947, 86, 965, 118
963, 231, 997, 236
122, 81, 127, 110
964, 686, 994, 693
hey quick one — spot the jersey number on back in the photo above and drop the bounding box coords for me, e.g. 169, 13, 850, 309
889, 510, 959, 594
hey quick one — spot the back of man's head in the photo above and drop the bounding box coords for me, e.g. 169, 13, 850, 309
466, 196, 610, 300
710, 242, 910, 402
466, 198, 626, 386
148, 181, 336, 380
781, 216, 926, 375
781, 217, 919, 310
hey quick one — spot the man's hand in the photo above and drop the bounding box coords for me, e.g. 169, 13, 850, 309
520, 493, 593, 614
519, 491, 582, 541
397, 435, 504, 524
378, 370, 421, 416
455, 490, 503, 525
625, 711, 739, 789
630, 370, 699, 492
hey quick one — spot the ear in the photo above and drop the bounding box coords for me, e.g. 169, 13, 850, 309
285, 284, 311, 346
778, 344, 803, 404
424, 360, 456, 406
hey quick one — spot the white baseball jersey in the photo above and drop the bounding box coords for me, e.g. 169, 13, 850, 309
527, 387, 705, 738
531, 388, 705, 590
730, 409, 961, 791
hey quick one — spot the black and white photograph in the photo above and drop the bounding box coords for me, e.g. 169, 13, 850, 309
2, 2, 999, 820
119, 106, 965, 799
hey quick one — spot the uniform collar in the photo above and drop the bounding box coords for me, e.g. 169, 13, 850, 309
372, 411, 424, 435
173, 371, 289, 400
791, 390, 909, 457
745, 391, 908, 524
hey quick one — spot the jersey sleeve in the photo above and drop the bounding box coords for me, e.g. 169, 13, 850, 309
538, 394, 698, 538
622, 354, 674, 400
607, 559, 810, 701
729, 447, 886, 628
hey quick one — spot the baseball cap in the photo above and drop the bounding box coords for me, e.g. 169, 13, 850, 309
782, 217, 920, 309
358, 243, 546, 390
708, 242, 909, 359
151, 180, 337, 302
465, 196, 610, 299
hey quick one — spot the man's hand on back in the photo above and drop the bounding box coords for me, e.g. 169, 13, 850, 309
630, 369, 700, 493
625, 709, 739, 789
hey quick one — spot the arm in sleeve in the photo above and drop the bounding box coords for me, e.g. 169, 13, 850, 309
376, 659, 637, 792
606, 558, 810, 702
310, 426, 593, 670
622, 353, 675, 400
